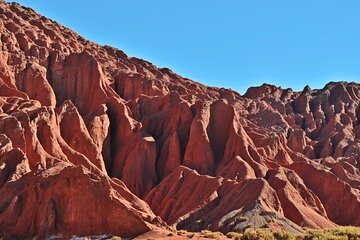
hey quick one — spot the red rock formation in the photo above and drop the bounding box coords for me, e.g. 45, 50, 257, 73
0, 1, 360, 239
0, 97, 164, 239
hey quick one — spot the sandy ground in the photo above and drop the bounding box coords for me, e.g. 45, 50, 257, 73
134, 227, 229, 240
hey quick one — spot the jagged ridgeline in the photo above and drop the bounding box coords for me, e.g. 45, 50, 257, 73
0, 1, 359, 239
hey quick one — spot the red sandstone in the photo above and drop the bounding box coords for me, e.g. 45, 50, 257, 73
0, 1, 359, 239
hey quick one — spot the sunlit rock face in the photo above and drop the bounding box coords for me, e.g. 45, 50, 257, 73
0, 1, 360, 239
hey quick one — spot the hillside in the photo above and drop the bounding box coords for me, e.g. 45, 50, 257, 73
0, 1, 359, 239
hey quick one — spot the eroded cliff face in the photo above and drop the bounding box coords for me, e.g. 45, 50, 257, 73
0, 1, 360, 239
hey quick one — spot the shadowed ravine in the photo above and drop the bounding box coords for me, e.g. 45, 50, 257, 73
0, 1, 359, 239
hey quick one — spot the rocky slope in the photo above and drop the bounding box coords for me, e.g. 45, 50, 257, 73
0, 1, 359, 239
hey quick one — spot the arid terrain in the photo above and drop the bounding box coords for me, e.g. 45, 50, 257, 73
0, 1, 359, 239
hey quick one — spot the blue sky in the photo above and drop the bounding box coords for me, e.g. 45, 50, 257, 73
13, 1, 360, 94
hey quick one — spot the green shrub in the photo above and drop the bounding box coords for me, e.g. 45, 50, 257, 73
201, 230, 223, 239
305, 226, 360, 240
226, 231, 243, 239
245, 229, 260, 240
273, 230, 293, 240
256, 229, 275, 240
331, 226, 360, 240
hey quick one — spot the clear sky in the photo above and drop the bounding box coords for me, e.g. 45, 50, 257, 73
13, 0, 360, 94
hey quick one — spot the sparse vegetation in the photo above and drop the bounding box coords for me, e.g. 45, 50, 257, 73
227, 231, 243, 239
241, 229, 274, 240
304, 226, 360, 240
201, 230, 223, 239
272, 230, 293, 240
224, 226, 360, 240
172, 226, 360, 239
